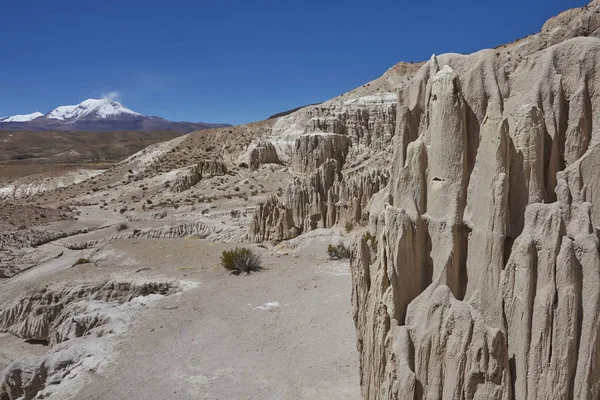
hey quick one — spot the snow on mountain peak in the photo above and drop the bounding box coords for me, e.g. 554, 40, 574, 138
45, 98, 143, 121
0, 112, 44, 122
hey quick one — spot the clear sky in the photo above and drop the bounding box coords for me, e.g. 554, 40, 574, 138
0, 0, 588, 125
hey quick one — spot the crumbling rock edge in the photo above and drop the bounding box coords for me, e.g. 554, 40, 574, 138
0, 279, 195, 400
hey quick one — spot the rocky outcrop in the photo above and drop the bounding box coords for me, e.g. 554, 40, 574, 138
247, 81, 400, 241
249, 196, 300, 243
250, 160, 388, 242
0, 227, 97, 278
0, 280, 181, 400
351, 3, 600, 398
0, 280, 178, 345
271, 92, 398, 164
291, 133, 351, 173
66, 219, 249, 250
249, 141, 281, 170
171, 160, 228, 192
248, 67, 412, 240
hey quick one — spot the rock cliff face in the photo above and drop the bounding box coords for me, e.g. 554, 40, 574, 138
271, 92, 399, 165
249, 92, 399, 242
249, 160, 388, 242
350, 2, 600, 399
248, 141, 281, 170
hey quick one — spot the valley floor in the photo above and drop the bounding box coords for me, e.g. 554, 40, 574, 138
0, 233, 360, 399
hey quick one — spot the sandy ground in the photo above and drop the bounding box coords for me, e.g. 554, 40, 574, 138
0, 333, 48, 373
83, 238, 359, 400
0, 234, 361, 399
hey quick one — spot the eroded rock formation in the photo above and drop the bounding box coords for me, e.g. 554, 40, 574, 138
250, 160, 388, 242
351, 2, 600, 399
0, 280, 181, 400
249, 141, 281, 170
171, 160, 228, 193
291, 133, 351, 173
270, 91, 399, 165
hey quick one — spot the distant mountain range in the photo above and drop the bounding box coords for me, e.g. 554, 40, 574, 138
0, 99, 230, 132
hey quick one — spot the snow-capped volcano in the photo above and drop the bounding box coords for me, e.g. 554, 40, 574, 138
45, 98, 142, 121
0, 98, 229, 133
0, 111, 44, 122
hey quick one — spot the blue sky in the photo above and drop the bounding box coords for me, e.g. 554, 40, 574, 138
0, 0, 587, 125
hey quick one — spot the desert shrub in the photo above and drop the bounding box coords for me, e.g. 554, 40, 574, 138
117, 223, 128, 231
239, 162, 248, 169
327, 242, 350, 260
345, 220, 355, 233
221, 247, 262, 275
72, 258, 90, 267
362, 231, 378, 251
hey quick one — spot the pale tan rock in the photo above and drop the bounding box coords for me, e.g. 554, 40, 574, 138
250, 160, 388, 242
0, 280, 181, 400
171, 160, 228, 193
248, 141, 281, 170
249, 195, 300, 242
291, 133, 351, 173
350, 2, 600, 399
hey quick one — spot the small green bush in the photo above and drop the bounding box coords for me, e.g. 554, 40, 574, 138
345, 220, 355, 233
327, 243, 350, 260
221, 247, 262, 275
117, 223, 128, 231
363, 231, 378, 251
72, 258, 90, 267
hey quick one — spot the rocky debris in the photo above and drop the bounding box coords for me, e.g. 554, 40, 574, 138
1, 342, 95, 400
0, 280, 182, 400
350, 2, 600, 398
171, 160, 228, 193
248, 141, 281, 170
